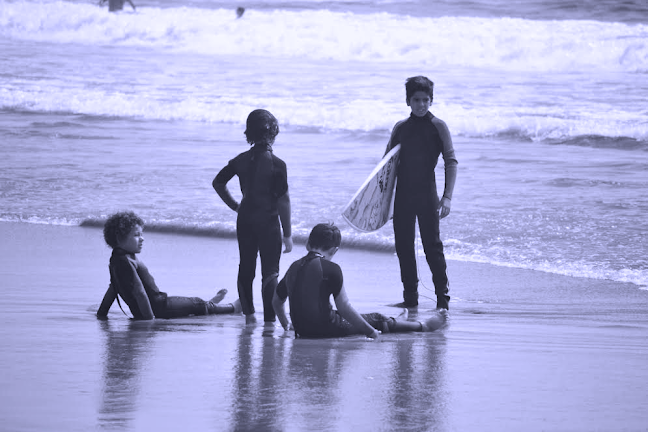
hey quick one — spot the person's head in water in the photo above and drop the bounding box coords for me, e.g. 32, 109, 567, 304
307, 223, 341, 258
103, 211, 144, 251
244, 109, 279, 146
236, 6, 245, 18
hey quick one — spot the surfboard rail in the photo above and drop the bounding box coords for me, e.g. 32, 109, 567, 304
342, 144, 400, 232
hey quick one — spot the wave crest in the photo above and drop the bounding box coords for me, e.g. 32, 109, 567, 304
3, 2, 647, 72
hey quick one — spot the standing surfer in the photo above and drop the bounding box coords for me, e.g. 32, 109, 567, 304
384, 76, 458, 310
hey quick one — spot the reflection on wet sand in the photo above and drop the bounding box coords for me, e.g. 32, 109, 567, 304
97, 320, 157, 430
230, 324, 289, 431
96, 316, 447, 430
231, 322, 447, 430
387, 335, 448, 430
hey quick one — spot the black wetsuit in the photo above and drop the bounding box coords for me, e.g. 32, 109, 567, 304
276, 252, 390, 338
214, 143, 289, 321
385, 111, 458, 308
102, 248, 233, 319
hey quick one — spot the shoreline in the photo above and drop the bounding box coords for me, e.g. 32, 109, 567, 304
2, 219, 647, 324
9, 218, 639, 291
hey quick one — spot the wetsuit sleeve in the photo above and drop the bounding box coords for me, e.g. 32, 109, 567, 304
212, 159, 240, 211
113, 256, 155, 319
275, 276, 288, 300
434, 118, 458, 200
275, 158, 292, 237
96, 284, 116, 318
384, 120, 405, 156
273, 158, 289, 199
326, 262, 344, 298
277, 193, 292, 238
272, 275, 290, 330
134, 260, 162, 294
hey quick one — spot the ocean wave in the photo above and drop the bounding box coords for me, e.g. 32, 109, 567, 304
447, 251, 648, 290
78, 216, 396, 251
3, 99, 647, 145
2, 216, 644, 288
103, 0, 648, 25
3, 2, 648, 143
2, 1, 647, 73
546, 135, 648, 151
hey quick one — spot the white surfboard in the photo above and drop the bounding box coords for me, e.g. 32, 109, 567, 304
342, 144, 400, 232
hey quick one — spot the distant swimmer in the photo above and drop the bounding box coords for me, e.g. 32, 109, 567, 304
99, 0, 136, 12
236, 7, 245, 18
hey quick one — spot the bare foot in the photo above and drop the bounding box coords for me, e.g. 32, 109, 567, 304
210, 289, 227, 304
245, 313, 257, 325
420, 310, 447, 332
262, 322, 277, 337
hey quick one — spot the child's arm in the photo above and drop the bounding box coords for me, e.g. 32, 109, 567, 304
383, 120, 406, 156
212, 166, 240, 212
435, 118, 458, 219
272, 292, 291, 331
277, 192, 292, 253
96, 285, 116, 319
334, 286, 380, 339
131, 274, 154, 319
272, 278, 291, 330
116, 258, 155, 319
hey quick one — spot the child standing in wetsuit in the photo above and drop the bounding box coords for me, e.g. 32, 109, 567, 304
213, 109, 293, 324
272, 223, 446, 339
385, 76, 458, 310
96, 211, 241, 320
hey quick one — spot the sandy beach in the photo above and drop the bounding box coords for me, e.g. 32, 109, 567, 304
1, 221, 646, 432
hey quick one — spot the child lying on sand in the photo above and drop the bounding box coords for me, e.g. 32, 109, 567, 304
96, 211, 241, 320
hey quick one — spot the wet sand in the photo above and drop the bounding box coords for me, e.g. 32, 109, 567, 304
1, 221, 647, 432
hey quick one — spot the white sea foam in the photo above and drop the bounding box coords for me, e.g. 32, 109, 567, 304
4, 84, 647, 142
2, 2, 647, 72
2, 1, 647, 142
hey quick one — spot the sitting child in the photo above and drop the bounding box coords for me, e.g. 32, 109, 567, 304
96, 211, 242, 320
272, 223, 446, 339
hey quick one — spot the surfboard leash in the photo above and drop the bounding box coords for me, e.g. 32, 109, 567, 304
414, 229, 435, 301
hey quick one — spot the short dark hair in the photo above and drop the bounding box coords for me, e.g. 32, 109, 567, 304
103, 211, 144, 248
308, 223, 341, 250
405, 76, 434, 103
244, 109, 279, 145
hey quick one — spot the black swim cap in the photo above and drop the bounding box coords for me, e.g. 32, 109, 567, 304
244, 109, 279, 145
